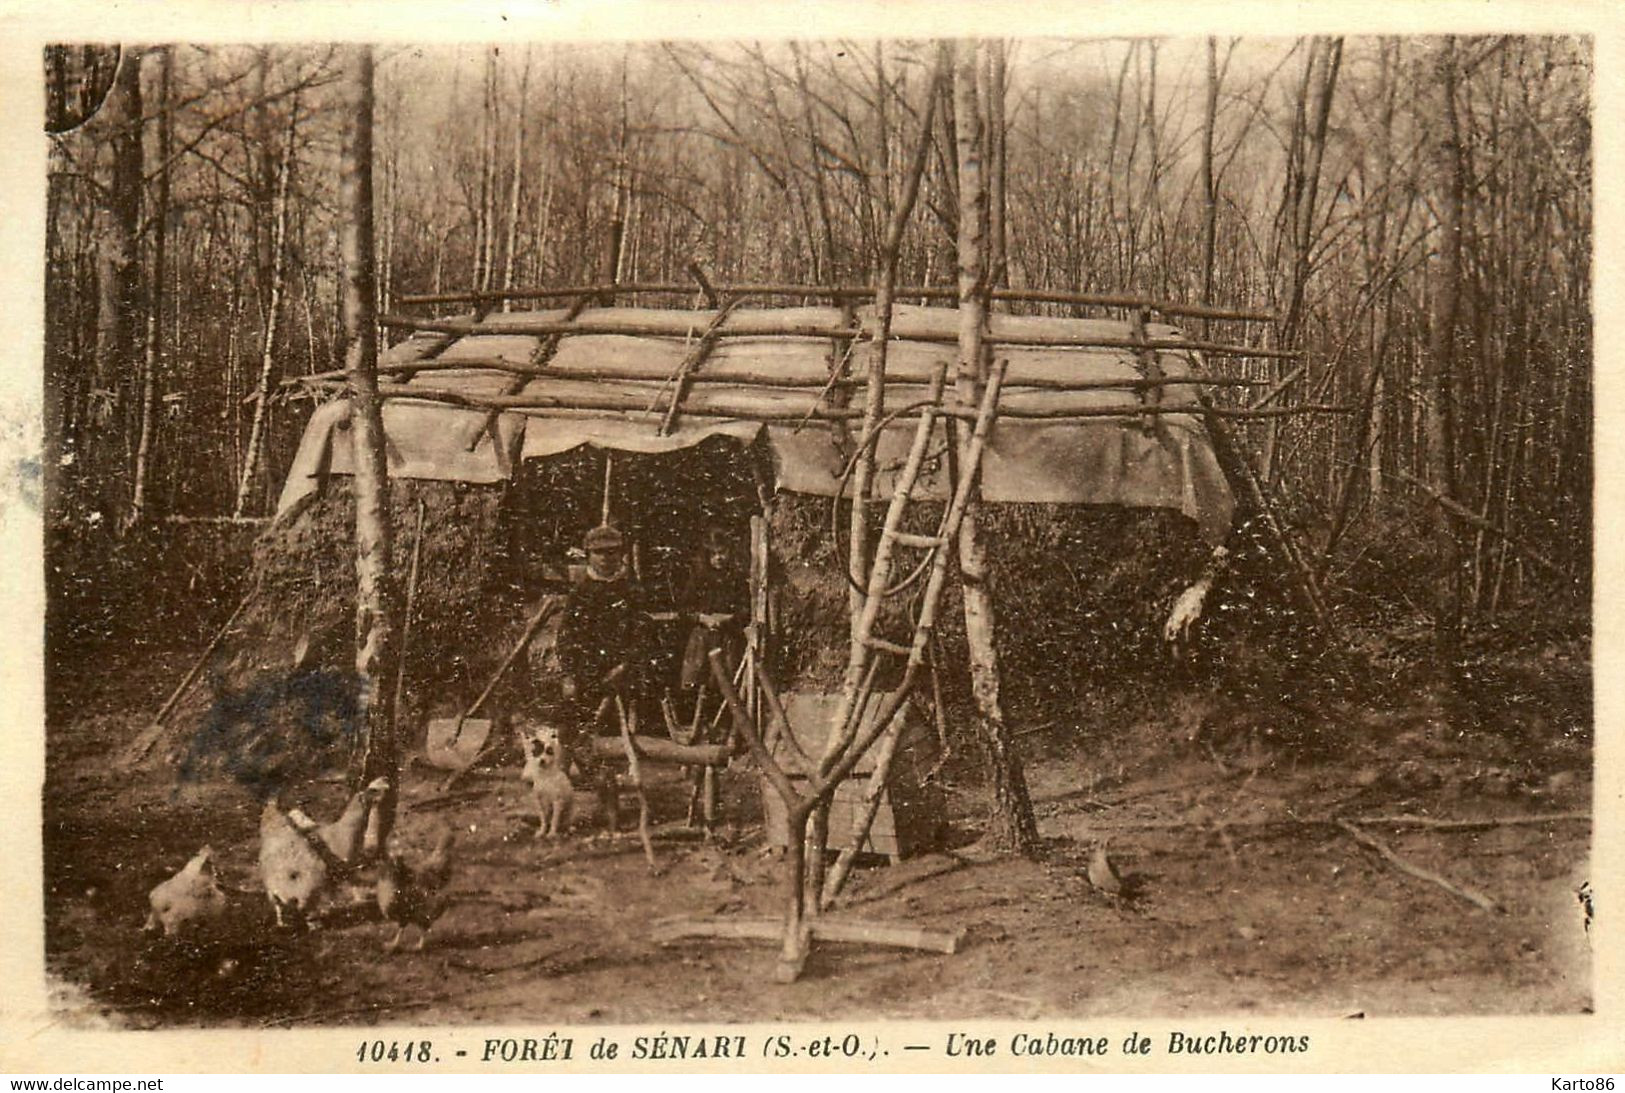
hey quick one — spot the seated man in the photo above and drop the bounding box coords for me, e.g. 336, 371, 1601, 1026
676, 525, 747, 699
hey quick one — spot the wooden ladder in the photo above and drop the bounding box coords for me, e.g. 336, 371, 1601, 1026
813, 356, 1010, 843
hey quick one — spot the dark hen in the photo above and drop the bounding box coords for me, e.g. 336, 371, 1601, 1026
376, 828, 454, 952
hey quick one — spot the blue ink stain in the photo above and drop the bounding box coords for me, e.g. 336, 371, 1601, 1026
178, 668, 364, 799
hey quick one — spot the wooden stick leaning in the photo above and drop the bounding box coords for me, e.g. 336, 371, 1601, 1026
121, 584, 258, 766
819, 703, 908, 908
1397, 470, 1578, 580
459, 290, 595, 454
389, 498, 427, 734
658, 295, 744, 435
613, 696, 659, 874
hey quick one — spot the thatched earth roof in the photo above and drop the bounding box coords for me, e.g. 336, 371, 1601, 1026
279, 303, 1234, 542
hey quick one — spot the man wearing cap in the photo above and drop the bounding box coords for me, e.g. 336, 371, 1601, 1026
556, 523, 647, 721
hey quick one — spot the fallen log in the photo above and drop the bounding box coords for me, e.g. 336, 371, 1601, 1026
160, 514, 273, 525
1352, 811, 1590, 831
1053, 811, 1588, 834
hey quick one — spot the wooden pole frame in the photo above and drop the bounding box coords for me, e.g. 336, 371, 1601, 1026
396, 281, 1278, 324
301, 378, 1335, 423
377, 312, 1298, 360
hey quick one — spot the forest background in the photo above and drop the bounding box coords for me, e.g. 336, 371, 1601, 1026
39, 32, 1593, 690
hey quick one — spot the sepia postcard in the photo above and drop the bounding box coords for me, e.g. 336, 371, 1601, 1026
0, 0, 1620, 1076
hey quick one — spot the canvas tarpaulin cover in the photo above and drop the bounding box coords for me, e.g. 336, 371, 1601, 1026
277, 304, 1235, 543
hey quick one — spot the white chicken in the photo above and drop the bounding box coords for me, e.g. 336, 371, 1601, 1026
286, 776, 390, 869
144, 846, 229, 938
258, 798, 330, 928
1164, 546, 1230, 658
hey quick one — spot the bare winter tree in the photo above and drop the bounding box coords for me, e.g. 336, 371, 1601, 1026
339, 44, 401, 822
953, 40, 1039, 856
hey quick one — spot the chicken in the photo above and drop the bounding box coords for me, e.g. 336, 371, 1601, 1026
376, 828, 454, 952
1086, 842, 1124, 897
1163, 545, 1231, 658
258, 797, 329, 929
289, 777, 390, 869
144, 846, 229, 938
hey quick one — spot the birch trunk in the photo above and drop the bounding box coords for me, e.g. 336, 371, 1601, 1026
130, 47, 170, 527
340, 46, 401, 826
234, 92, 298, 517
501, 47, 532, 310
953, 40, 1038, 857
94, 49, 142, 508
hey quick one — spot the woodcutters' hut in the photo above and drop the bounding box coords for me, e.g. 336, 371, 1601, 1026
281, 301, 1236, 541
277, 283, 1270, 980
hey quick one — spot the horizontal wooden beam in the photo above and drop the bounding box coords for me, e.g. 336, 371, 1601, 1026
291, 358, 1266, 391
305, 378, 1339, 423
397, 281, 1277, 323
651, 914, 965, 954
587, 734, 730, 767
378, 313, 1295, 359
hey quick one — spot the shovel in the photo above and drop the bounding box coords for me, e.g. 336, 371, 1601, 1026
424, 595, 563, 770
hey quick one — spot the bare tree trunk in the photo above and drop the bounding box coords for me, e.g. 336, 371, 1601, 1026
986, 40, 1009, 288
95, 48, 143, 513
611, 48, 632, 284
953, 40, 1038, 858
234, 92, 298, 517
1200, 37, 1220, 319
501, 46, 532, 310
380, 78, 400, 342
1266, 36, 1342, 483
789, 42, 840, 282
474, 46, 496, 292
1368, 38, 1400, 508
129, 46, 170, 528
1428, 38, 1465, 660
340, 46, 401, 824
250, 49, 273, 325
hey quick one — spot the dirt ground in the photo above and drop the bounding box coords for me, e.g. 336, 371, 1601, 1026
43, 631, 1592, 1029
